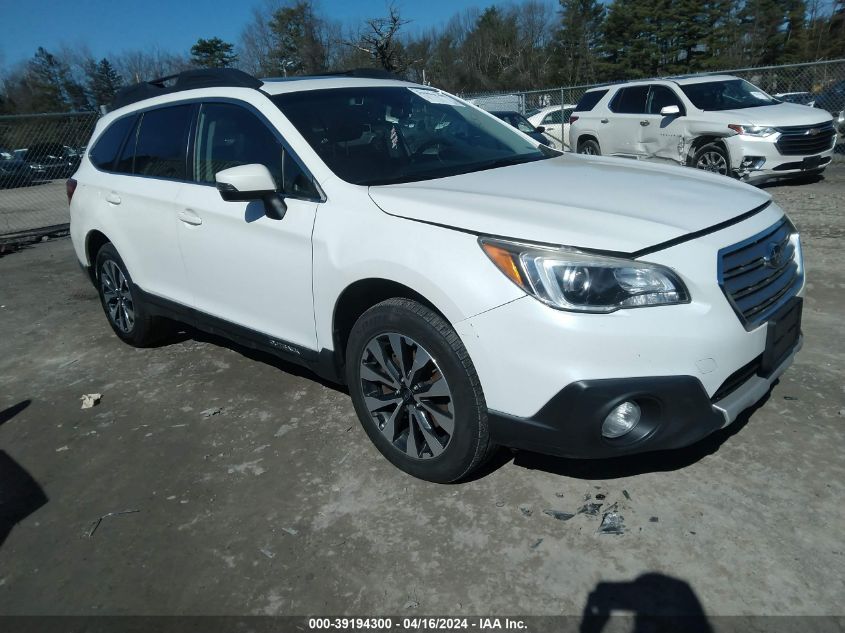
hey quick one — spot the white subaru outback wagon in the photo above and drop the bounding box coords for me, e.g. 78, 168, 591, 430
69, 69, 804, 482
570, 75, 835, 184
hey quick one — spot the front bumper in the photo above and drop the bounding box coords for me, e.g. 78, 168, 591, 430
726, 134, 834, 183
487, 336, 800, 458
454, 205, 803, 459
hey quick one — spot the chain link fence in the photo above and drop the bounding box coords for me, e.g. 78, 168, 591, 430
464, 58, 845, 150
1, 59, 844, 242
0, 111, 98, 242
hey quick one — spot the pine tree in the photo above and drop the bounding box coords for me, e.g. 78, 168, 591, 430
551, 0, 605, 85
87, 58, 123, 107
190, 37, 238, 68
268, 2, 327, 75
26, 47, 69, 111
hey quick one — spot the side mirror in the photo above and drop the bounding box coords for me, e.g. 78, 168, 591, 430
215, 164, 287, 221
535, 126, 546, 133
660, 105, 681, 116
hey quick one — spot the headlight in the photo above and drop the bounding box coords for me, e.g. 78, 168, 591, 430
728, 124, 777, 137
480, 238, 689, 313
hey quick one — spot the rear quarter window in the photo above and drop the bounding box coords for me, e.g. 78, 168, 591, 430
575, 90, 608, 112
89, 116, 136, 171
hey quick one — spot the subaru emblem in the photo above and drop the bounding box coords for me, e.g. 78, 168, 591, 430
765, 241, 787, 269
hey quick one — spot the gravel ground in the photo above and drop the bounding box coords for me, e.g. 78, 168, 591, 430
0, 163, 843, 619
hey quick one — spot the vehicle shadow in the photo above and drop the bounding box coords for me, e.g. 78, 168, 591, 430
580, 573, 712, 633
487, 389, 771, 481
0, 400, 48, 549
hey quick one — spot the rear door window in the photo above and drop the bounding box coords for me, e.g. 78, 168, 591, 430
542, 109, 562, 125
133, 105, 193, 180
89, 116, 136, 171
609, 86, 649, 114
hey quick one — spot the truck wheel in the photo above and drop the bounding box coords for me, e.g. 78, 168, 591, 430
346, 298, 495, 483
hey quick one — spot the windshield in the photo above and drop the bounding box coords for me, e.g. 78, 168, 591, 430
496, 112, 535, 133
272, 87, 551, 186
680, 79, 780, 111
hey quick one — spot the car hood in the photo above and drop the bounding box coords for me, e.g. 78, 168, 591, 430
714, 102, 833, 127
368, 154, 772, 253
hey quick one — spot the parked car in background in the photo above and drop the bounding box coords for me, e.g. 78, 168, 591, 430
773, 91, 815, 106
813, 80, 845, 115
0, 157, 35, 188
71, 69, 805, 481
527, 104, 576, 149
489, 110, 552, 145
18, 143, 80, 180
570, 75, 835, 184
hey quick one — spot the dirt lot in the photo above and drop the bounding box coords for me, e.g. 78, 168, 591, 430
0, 164, 843, 619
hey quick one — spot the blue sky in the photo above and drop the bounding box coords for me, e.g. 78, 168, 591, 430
0, 0, 496, 71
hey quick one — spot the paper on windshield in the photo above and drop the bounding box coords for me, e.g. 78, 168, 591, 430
750, 91, 770, 100
408, 88, 466, 106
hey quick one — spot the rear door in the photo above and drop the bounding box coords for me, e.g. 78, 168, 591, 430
639, 84, 687, 163
96, 104, 194, 304
604, 85, 650, 157
175, 100, 320, 351
540, 108, 563, 149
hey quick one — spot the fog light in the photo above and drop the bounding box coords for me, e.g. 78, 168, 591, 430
602, 401, 641, 438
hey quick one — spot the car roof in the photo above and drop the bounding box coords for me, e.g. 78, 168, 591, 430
533, 104, 577, 113
583, 74, 741, 92
260, 76, 419, 95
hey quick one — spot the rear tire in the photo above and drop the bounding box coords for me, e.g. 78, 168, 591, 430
346, 298, 495, 483
94, 243, 164, 347
577, 138, 601, 155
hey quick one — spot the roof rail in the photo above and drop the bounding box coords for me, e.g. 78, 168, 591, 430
110, 68, 264, 111
315, 68, 401, 80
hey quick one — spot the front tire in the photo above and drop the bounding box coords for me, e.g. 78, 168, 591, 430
693, 142, 730, 176
346, 298, 494, 483
95, 243, 164, 347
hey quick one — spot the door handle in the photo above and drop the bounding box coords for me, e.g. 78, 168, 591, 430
178, 209, 203, 226
600, 118, 609, 123
105, 192, 121, 205
640, 120, 650, 126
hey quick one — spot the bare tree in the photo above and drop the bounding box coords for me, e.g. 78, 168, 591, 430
345, 5, 410, 73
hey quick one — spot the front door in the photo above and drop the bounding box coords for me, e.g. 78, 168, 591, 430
176, 101, 322, 351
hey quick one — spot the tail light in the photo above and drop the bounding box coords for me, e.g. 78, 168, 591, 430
569, 115, 579, 124
66, 178, 77, 205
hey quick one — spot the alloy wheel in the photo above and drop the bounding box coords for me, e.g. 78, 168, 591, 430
359, 332, 455, 460
696, 151, 728, 175
100, 260, 135, 333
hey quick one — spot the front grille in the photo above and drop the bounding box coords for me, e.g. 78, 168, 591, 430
718, 218, 803, 330
775, 121, 836, 155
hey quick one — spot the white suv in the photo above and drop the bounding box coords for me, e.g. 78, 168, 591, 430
69, 69, 805, 482
570, 75, 835, 184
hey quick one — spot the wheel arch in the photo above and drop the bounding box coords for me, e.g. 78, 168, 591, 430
576, 133, 600, 151
84, 229, 112, 283
331, 278, 449, 371
686, 136, 731, 168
